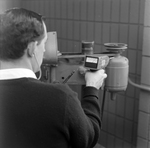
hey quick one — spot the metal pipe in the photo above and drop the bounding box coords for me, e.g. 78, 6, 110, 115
128, 77, 150, 92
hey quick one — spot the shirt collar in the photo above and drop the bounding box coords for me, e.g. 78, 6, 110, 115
0, 68, 37, 80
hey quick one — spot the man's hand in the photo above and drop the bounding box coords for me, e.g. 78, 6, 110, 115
85, 69, 107, 90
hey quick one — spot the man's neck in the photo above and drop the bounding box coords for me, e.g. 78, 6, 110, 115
0, 58, 32, 71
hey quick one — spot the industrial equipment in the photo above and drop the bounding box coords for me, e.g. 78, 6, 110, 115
41, 32, 129, 101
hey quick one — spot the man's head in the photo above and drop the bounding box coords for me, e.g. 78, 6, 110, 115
0, 8, 47, 72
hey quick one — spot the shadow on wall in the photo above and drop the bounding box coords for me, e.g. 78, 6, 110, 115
0, 0, 21, 13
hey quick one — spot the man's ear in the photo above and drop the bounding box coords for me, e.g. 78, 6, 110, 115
27, 41, 38, 57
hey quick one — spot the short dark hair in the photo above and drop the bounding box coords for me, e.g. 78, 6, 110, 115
0, 8, 45, 60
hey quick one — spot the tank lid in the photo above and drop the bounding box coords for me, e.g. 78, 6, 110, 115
108, 56, 129, 67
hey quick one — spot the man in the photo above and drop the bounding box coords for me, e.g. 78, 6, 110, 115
0, 8, 107, 148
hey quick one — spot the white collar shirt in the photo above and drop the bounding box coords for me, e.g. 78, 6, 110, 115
0, 68, 37, 80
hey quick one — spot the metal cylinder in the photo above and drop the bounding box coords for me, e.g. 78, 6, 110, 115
82, 41, 94, 55
105, 55, 129, 92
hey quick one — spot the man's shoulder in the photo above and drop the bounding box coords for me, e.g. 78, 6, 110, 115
27, 78, 77, 98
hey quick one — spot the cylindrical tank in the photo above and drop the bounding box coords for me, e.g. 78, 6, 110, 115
105, 54, 129, 92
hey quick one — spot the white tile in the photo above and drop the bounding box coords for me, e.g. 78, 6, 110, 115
141, 57, 150, 85
129, 0, 140, 23
120, 0, 129, 23
138, 111, 149, 139
111, 0, 120, 22
144, 0, 150, 26
143, 27, 150, 56
103, 0, 111, 22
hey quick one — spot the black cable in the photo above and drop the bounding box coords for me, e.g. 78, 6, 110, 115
101, 88, 106, 121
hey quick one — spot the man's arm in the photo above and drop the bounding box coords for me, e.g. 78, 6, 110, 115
65, 69, 107, 148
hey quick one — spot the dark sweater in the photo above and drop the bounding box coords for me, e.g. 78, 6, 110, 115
0, 78, 101, 148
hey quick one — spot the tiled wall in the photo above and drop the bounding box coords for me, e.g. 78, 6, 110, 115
1, 0, 149, 148
137, 0, 150, 148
